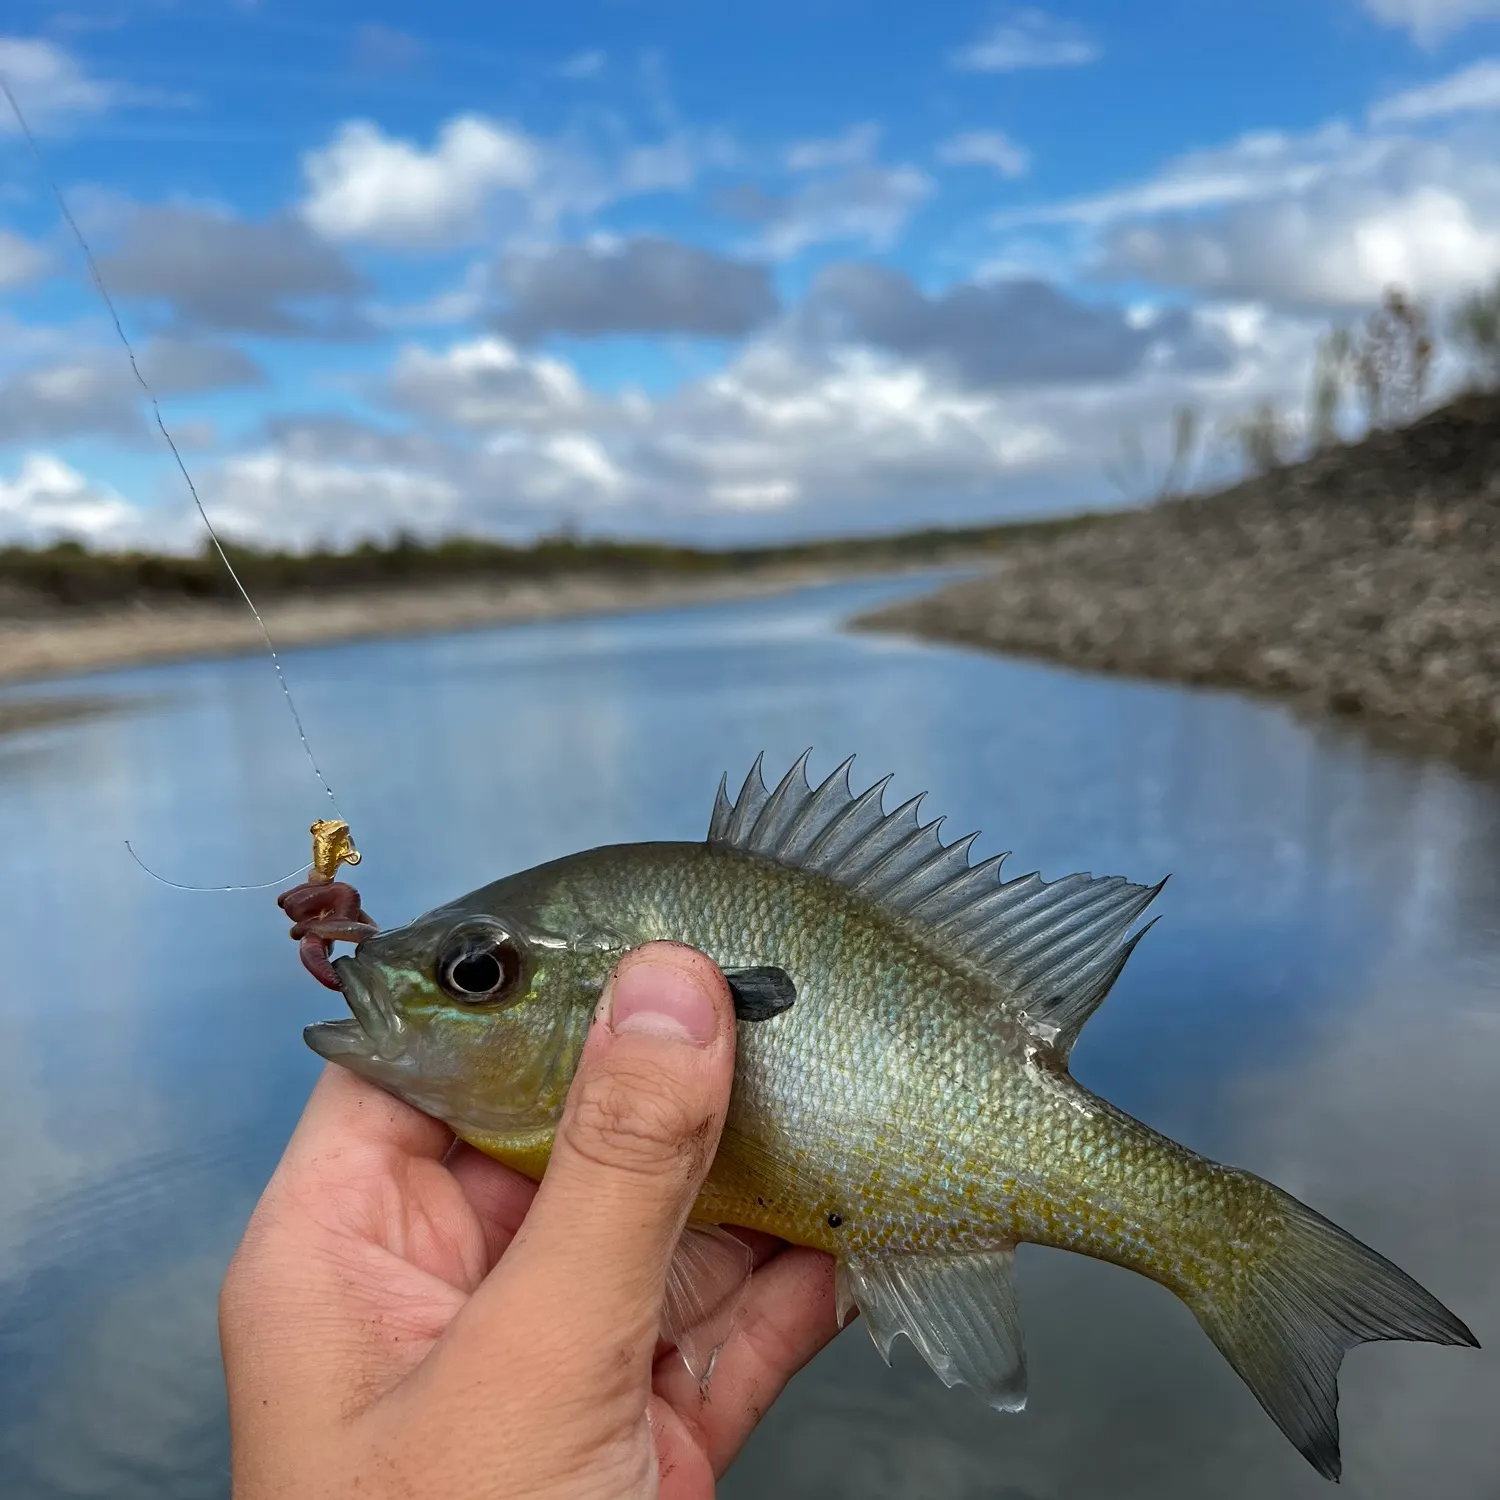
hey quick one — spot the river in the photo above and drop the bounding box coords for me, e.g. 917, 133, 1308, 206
0, 574, 1494, 1498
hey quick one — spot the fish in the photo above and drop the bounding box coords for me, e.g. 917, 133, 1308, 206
305, 751, 1478, 1481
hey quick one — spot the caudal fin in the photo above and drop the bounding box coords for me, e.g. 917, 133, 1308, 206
1191, 1186, 1478, 1481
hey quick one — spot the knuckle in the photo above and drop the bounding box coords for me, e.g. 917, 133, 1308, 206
563, 1058, 716, 1181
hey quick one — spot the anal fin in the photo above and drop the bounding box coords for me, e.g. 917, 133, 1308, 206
838, 1246, 1027, 1411
662, 1222, 754, 1382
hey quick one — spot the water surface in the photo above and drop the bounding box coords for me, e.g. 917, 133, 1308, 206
0, 575, 1495, 1498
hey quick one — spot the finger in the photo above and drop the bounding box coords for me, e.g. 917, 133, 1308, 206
654, 1246, 843, 1475
282, 1064, 455, 1175
650, 1399, 718, 1500
444, 1143, 539, 1269
240, 1066, 455, 1258
220, 1068, 457, 1432
446, 943, 736, 1385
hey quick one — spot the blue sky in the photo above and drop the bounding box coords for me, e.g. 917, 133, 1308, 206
2, 0, 1499, 549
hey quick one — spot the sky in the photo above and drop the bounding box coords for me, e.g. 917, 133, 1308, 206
2, 0, 1499, 551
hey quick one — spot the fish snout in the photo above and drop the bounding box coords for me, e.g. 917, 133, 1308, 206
306, 956, 406, 1062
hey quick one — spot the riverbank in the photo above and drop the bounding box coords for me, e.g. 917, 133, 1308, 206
0, 558, 961, 686
856, 392, 1500, 762
0, 694, 122, 737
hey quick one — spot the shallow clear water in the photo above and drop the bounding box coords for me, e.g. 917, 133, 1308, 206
0, 574, 1495, 1499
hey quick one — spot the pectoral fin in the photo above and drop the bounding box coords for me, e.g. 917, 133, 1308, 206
661, 1222, 755, 1382
837, 1246, 1027, 1411
725, 966, 796, 1021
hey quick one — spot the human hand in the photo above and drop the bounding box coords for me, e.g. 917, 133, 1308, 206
220, 942, 842, 1499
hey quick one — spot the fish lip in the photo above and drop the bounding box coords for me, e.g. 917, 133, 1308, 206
304, 1017, 372, 1060
310, 956, 406, 1062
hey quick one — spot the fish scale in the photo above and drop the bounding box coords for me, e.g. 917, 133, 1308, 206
623, 844, 1223, 1280
613, 847, 1008, 1254
305, 751, 1478, 1481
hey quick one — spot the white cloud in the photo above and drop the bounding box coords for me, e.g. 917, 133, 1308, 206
216, 342, 1049, 537
755, 166, 936, 258
937, 130, 1033, 179
0, 229, 49, 287
626, 310, 1311, 524
558, 49, 606, 79
1105, 180, 1500, 307
797, 264, 1227, 385
207, 451, 464, 550
990, 101, 1500, 310
786, 122, 882, 173
300, 115, 540, 249
0, 36, 114, 130
950, 9, 1099, 72
204, 424, 634, 544
612, 129, 735, 197
525, 432, 627, 499
1371, 59, 1500, 124
0, 453, 143, 546
369, 262, 491, 329
100, 205, 367, 337
1083, 124, 1500, 307
386, 336, 588, 429
656, 341, 1064, 512
85, 290, 1328, 547
493, 237, 777, 340
1363, 0, 1500, 43
349, 23, 425, 74
0, 340, 262, 444
298, 112, 734, 253
993, 123, 1376, 230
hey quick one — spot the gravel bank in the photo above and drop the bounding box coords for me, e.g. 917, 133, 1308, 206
856, 393, 1500, 760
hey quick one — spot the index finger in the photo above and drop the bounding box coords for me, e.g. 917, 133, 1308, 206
218, 1067, 457, 1443
281, 1063, 455, 1179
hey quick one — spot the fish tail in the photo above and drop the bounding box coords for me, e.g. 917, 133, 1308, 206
1186, 1179, 1477, 1482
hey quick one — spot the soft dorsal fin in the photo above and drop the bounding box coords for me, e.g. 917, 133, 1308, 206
707, 752, 1164, 1057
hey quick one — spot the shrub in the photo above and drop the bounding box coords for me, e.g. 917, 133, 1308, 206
1450, 278, 1500, 392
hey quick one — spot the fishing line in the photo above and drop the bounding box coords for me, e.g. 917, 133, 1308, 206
2, 72, 350, 891
124, 844, 312, 891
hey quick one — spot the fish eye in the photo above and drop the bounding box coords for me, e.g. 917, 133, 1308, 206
438, 936, 522, 1004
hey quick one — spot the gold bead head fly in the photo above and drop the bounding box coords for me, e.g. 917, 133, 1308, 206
310, 820, 361, 885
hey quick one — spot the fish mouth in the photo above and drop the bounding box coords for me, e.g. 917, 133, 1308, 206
304, 956, 406, 1064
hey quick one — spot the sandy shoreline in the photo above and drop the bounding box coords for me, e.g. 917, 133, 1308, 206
0, 560, 959, 690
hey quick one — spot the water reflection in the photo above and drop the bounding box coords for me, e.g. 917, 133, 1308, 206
0, 575, 1494, 1498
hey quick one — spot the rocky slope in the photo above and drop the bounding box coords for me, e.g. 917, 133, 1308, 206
857, 392, 1500, 758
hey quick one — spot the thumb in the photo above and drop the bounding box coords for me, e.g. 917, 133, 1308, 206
459, 943, 736, 1372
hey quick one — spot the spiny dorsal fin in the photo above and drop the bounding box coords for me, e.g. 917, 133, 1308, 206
707, 751, 1164, 1056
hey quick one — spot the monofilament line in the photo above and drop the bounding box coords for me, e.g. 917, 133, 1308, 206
124, 843, 312, 891
1, 72, 343, 825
